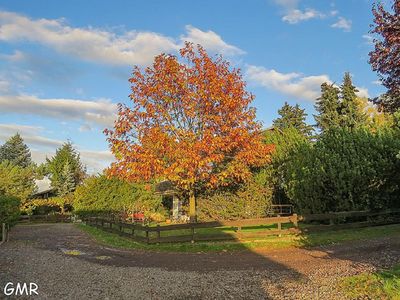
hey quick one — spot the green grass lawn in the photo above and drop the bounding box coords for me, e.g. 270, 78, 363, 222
77, 223, 400, 253
340, 264, 400, 299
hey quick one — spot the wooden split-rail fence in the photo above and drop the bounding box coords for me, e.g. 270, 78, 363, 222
83, 209, 400, 244
83, 214, 300, 244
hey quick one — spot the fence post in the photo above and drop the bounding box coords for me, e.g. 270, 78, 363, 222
329, 213, 335, 225
292, 214, 298, 228
191, 225, 195, 243
277, 221, 282, 237
146, 227, 150, 244
156, 225, 161, 240
1, 223, 6, 243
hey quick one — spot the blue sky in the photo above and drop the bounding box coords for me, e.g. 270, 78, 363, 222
0, 0, 389, 172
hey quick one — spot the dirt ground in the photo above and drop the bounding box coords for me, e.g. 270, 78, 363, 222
0, 223, 399, 299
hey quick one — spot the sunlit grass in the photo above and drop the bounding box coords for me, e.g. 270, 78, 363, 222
77, 223, 400, 253
340, 265, 400, 299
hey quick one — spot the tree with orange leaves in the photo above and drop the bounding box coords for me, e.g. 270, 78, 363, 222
105, 43, 273, 222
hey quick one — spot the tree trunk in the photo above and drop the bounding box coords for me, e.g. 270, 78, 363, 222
189, 189, 196, 223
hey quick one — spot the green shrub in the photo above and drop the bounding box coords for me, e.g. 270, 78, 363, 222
22, 195, 74, 215
73, 175, 164, 219
197, 179, 272, 221
0, 194, 21, 225
284, 127, 400, 213
0, 160, 36, 204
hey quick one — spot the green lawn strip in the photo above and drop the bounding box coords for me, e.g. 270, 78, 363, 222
77, 223, 400, 253
300, 223, 400, 247
340, 264, 400, 299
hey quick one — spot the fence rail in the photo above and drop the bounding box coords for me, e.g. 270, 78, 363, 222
83, 214, 299, 244
300, 209, 400, 232
19, 214, 72, 223
83, 209, 400, 244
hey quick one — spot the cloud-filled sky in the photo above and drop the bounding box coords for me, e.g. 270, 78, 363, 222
0, 0, 388, 172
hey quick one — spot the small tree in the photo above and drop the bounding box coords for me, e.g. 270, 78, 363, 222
314, 83, 341, 132
46, 142, 86, 195
59, 161, 76, 196
0, 161, 36, 204
339, 72, 367, 129
0, 194, 20, 227
105, 43, 273, 222
273, 102, 314, 137
0, 134, 32, 168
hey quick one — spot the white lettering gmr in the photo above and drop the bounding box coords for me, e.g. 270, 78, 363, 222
4, 282, 38, 296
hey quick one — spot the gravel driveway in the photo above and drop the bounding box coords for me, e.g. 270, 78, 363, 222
0, 223, 399, 299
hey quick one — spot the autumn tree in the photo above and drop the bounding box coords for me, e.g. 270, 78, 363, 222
369, 0, 400, 112
272, 102, 314, 137
105, 43, 273, 222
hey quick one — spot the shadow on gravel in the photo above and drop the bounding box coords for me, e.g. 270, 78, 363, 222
2, 223, 309, 299
297, 224, 400, 273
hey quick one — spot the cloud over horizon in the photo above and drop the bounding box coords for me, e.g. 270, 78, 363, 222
0, 123, 114, 173
0, 94, 117, 128
0, 11, 243, 67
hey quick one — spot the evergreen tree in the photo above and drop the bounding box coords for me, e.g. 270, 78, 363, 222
46, 142, 86, 195
59, 160, 76, 196
314, 83, 341, 132
0, 134, 32, 168
339, 72, 367, 129
273, 102, 314, 137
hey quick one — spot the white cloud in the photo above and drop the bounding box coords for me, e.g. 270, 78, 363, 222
273, 0, 299, 10
362, 34, 374, 45
282, 9, 325, 24
330, 10, 339, 16
246, 65, 331, 101
356, 87, 370, 99
0, 124, 63, 148
0, 50, 25, 62
0, 123, 114, 173
0, 78, 11, 93
372, 80, 381, 85
331, 17, 352, 32
273, 0, 325, 24
0, 11, 178, 66
79, 124, 92, 132
0, 11, 243, 66
0, 94, 117, 128
180, 25, 244, 56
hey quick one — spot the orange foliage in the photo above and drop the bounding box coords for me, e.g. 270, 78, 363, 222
105, 43, 273, 192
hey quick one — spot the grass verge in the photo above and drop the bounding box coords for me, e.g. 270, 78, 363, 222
340, 265, 400, 299
77, 223, 400, 253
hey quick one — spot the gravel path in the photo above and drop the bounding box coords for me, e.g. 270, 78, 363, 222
0, 223, 399, 299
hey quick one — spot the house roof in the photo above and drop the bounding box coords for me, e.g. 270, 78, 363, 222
33, 177, 55, 196
154, 180, 176, 195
